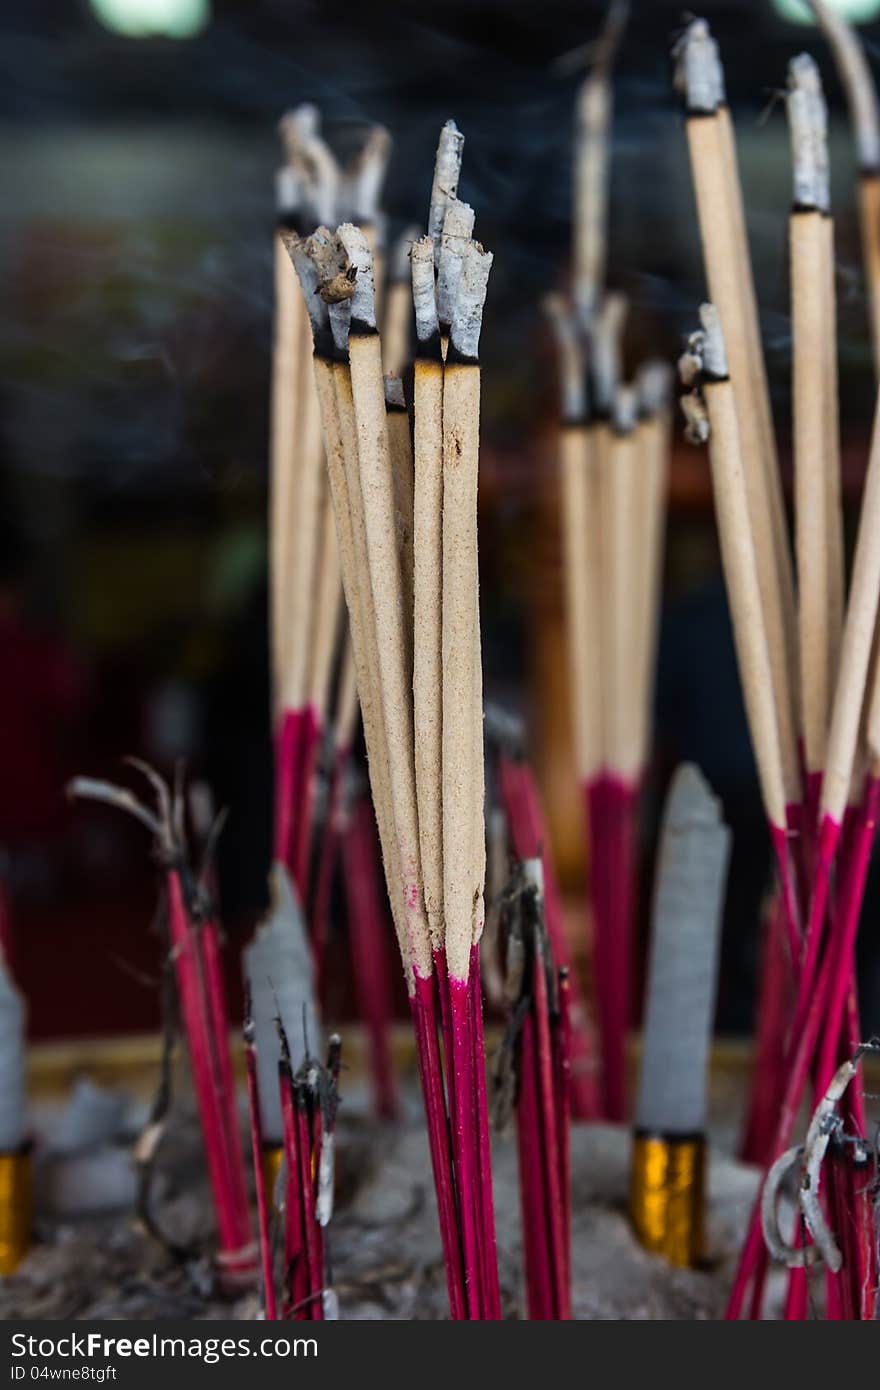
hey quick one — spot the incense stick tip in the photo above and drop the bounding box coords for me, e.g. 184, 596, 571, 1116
336, 222, 378, 331
673, 18, 725, 115
697, 302, 728, 379
411, 233, 441, 349
428, 120, 466, 257
787, 52, 830, 213
448, 239, 492, 362
636, 358, 674, 416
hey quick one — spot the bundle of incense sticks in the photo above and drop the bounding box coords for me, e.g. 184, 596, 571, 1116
244, 999, 341, 1322
270, 110, 403, 1124
551, 288, 673, 1122
491, 859, 571, 1320
760, 1046, 879, 1321
550, 6, 673, 1123
676, 35, 880, 1309
69, 766, 255, 1285
0, 929, 28, 1275
270, 106, 390, 901
807, 0, 880, 376
494, 742, 600, 1118
282, 121, 500, 1318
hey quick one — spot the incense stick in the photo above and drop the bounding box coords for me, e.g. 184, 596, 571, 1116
807, 0, 880, 373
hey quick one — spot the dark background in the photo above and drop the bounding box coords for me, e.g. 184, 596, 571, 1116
2, 0, 880, 1039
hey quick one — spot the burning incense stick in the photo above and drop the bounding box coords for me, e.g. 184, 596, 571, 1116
807, 0, 880, 374
412, 234, 445, 957
788, 55, 841, 788
675, 20, 800, 821
491, 858, 571, 1320
572, 0, 628, 325
630, 765, 730, 1268
679, 310, 794, 937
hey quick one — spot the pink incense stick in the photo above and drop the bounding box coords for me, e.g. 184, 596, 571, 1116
292, 704, 322, 897
278, 1062, 305, 1318
468, 944, 502, 1319
309, 742, 350, 987
740, 896, 793, 1166
554, 968, 573, 1286
244, 1022, 277, 1320
199, 916, 250, 1228
532, 943, 570, 1319
446, 969, 483, 1319
295, 1094, 323, 1319
498, 752, 600, 1118
165, 871, 253, 1272
342, 796, 398, 1120
516, 1010, 553, 1319
410, 972, 465, 1319
274, 708, 303, 872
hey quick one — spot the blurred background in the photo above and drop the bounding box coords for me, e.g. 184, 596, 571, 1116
3, 0, 880, 1042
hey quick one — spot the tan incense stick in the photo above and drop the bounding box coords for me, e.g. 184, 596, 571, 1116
411, 236, 446, 952
305, 470, 344, 725
678, 19, 800, 811
807, 0, 880, 374
337, 224, 431, 980
679, 307, 787, 831
632, 363, 672, 774
788, 56, 835, 775
384, 374, 415, 677
442, 240, 493, 981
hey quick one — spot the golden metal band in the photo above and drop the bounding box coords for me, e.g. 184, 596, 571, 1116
262, 1143, 284, 1207
0, 1149, 31, 1275
629, 1132, 705, 1268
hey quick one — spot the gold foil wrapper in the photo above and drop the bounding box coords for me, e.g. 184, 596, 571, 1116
262, 1143, 284, 1207
0, 1149, 31, 1275
629, 1133, 705, 1268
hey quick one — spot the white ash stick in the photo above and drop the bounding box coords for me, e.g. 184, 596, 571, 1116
428, 120, 465, 264
244, 863, 318, 1143
442, 240, 492, 979
279, 106, 340, 230
345, 125, 392, 231
437, 199, 476, 333
411, 236, 446, 952
381, 225, 419, 378
338, 224, 432, 981
682, 309, 787, 830
788, 56, 837, 774
680, 26, 800, 808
